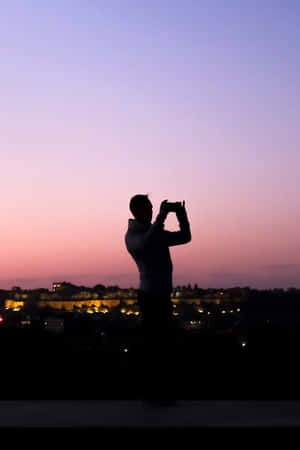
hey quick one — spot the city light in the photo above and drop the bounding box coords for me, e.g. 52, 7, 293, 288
0, 316, 3, 323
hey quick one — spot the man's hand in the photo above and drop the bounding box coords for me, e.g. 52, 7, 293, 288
175, 200, 186, 212
176, 200, 188, 220
159, 199, 170, 215
178, 200, 185, 210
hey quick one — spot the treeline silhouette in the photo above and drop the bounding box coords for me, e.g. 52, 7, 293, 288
1, 283, 300, 302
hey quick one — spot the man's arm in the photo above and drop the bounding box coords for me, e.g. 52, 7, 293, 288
164, 201, 191, 247
126, 200, 169, 251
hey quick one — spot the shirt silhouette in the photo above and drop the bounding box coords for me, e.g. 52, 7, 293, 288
125, 199, 191, 294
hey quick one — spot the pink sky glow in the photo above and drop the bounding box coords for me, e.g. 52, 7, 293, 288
1, 2, 300, 289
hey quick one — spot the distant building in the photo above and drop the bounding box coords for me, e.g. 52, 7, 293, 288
52, 282, 72, 293
52, 282, 63, 292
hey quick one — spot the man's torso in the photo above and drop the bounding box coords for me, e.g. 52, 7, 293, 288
125, 220, 173, 294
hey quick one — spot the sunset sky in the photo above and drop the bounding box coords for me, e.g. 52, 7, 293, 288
1, 1, 300, 289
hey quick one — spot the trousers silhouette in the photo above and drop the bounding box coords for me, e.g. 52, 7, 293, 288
137, 290, 178, 399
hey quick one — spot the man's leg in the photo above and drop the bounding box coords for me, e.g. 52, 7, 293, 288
137, 290, 176, 400
137, 290, 155, 398
154, 293, 177, 398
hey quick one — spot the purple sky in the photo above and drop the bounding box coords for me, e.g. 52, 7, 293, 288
1, 1, 300, 289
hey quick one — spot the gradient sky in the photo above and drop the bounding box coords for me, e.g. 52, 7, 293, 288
1, 1, 300, 289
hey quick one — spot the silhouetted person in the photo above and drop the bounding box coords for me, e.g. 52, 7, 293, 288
125, 195, 191, 401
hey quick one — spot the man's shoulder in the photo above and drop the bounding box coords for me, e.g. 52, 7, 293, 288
125, 226, 144, 245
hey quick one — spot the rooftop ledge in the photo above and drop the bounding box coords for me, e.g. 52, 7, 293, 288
0, 401, 300, 428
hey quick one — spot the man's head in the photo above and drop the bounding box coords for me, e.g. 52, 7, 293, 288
129, 194, 153, 225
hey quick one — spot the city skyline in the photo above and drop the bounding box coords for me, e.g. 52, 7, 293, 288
1, 2, 300, 289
